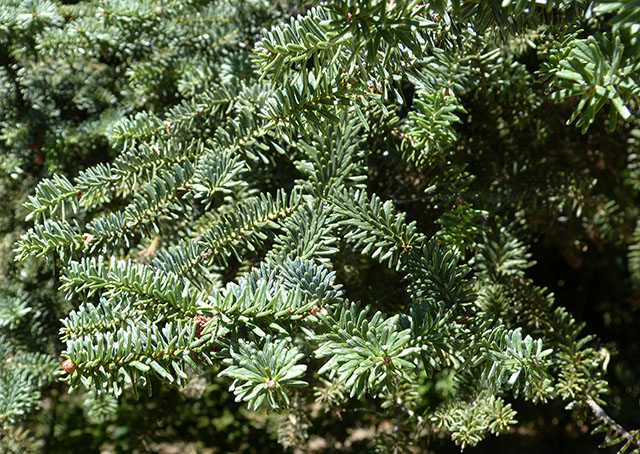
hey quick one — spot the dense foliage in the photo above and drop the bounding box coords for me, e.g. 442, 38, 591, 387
1, 0, 639, 453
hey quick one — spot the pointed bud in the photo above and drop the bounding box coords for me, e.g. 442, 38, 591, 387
194, 315, 212, 338
62, 359, 76, 374
82, 233, 95, 247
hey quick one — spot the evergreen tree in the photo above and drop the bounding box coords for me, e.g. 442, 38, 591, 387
1, 0, 640, 452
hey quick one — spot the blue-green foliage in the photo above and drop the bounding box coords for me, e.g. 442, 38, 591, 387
2, 0, 640, 453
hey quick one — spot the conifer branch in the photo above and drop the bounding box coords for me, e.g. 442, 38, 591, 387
587, 396, 640, 450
